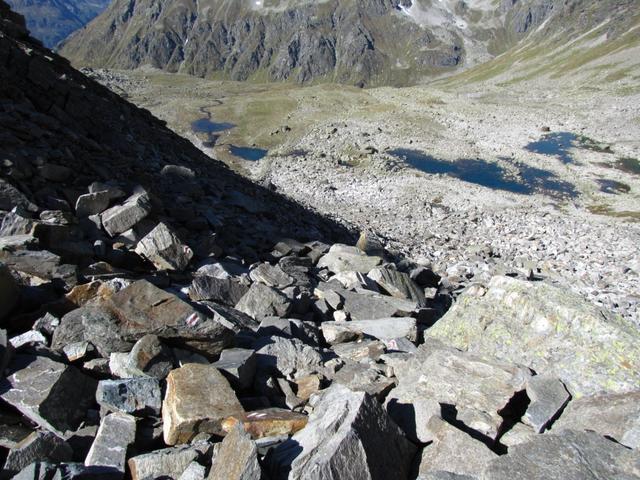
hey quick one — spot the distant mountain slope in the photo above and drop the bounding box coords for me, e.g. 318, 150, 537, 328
59, 0, 561, 87
6, 0, 110, 47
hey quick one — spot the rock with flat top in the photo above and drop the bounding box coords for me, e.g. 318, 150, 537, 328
101, 192, 151, 237
418, 417, 498, 478
162, 363, 244, 445
128, 443, 208, 480
135, 222, 193, 271
212, 348, 256, 390
235, 283, 293, 320
189, 275, 249, 305
108, 280, 233, 358
317, 244, 383, 274
322, 317, 417, 344
0, 354, 97, 437
250, 263, 294, 289
75, 191, 111, 217
385, 340, 531, 441
96, 378, 162, 416
254, 336, 324, 380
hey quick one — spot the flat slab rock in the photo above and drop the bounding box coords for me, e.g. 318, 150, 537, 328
107, 279, 233, 358
427, 275, 640, 397
85, 412, 136, 473
385, 339, 531, 442
207, 424, 263, 480
480, 430, 640, 479
222, 408, 308, 439
162, 363, 244, 445
317, 244, 383, 274
267, 384, 416, 480
134, 222, 193, 272
0, 354, 97, 437
128, 443, 209, 480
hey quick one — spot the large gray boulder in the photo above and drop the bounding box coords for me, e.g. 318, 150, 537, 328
96, 378, 162, 416
0, 354, 98, 437
254, 336, 325, 381
552, 391, 640, 448
101, 192, 151, 237
235, 282, 293, 320
385, 340, 531, 441
267, 385, 416, 480
128, 443, 209, 480
480, 430, 640, 479
427, 276, 640, 397
85, 412, 137, 475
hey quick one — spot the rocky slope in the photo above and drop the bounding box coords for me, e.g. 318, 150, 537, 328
1, 2, 640, 479
5, 0, 110, 47
57, 0, 583, 86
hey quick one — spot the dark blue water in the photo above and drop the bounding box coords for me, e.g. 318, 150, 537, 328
597, 179, 631, 194
191, 118, 235, 134
230, 145, 268, 162
525, 132, 578, 164
389, 149, 576, 198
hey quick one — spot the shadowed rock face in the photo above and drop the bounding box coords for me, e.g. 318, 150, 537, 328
6, 0, 111, 48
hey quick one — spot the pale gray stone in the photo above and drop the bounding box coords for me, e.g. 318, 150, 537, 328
101, 192, 151, 237
552, 391, 640, 448
481, 430, 640, 479
419, 417, 498, 477
128, 444, 207, 480
249, 263, 294, 289
322, 318, 417, 344
257, 317, 321, 345
85, 412, 136, 473
212, 348, 256, 390
135, 222, 193, 271
522, 375, 570, 432
317, 244, 383, 274
235, 283, 293, 320
75, 191, 111, 217
368, 266, 427, 306
254, 336, 324, 380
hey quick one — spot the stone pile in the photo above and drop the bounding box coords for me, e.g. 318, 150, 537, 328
1, 2, 639, 479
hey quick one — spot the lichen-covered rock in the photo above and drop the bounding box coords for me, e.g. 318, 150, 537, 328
427, 276, 640, 397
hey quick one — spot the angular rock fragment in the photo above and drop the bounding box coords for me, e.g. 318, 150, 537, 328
427, 276, 640, 396
0, 354, 97, 437
552, 391, 640, 448
295, 374, 323, 401
222, 408, 308, 439
254, 336, 324, 380
317, 244, 383, 274
249, 263, 294, 289
212, 348, 256, 390
75, 191, 112, 217
332, 339, 385, 362
499, 422, 535, 448
267, 385, 416, 480
0, 248, 76, 287
163, 364, 244, 445
178, 462, 207, 480
96, 378, 162, 416
4, 431, 73, 476
340, 289, 418, 320
257, 317, 321, 345
207, 424, 263, 480
385, 340, 531, 441
85, 412, 136, 474
126, 334, 174, 379
418, 417, 498, 478
329, 360, 395, 399
322, 317, 417, 344
108, 280, 233, 358
134, 222, 193, 271
522, 375, 570, 432
189, 274, 249, 305
101, 192, 152, 237
128, 443, 207, 480
51, 306, 132, 357
481, 430, 640, 479
368, 266, 427, 306
235, 283, 293, 320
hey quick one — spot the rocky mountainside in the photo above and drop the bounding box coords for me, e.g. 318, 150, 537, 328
1, 2, 640, 479
58, 0, 574, 86
59, 0, 640, 86
5, 0, 110, 47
